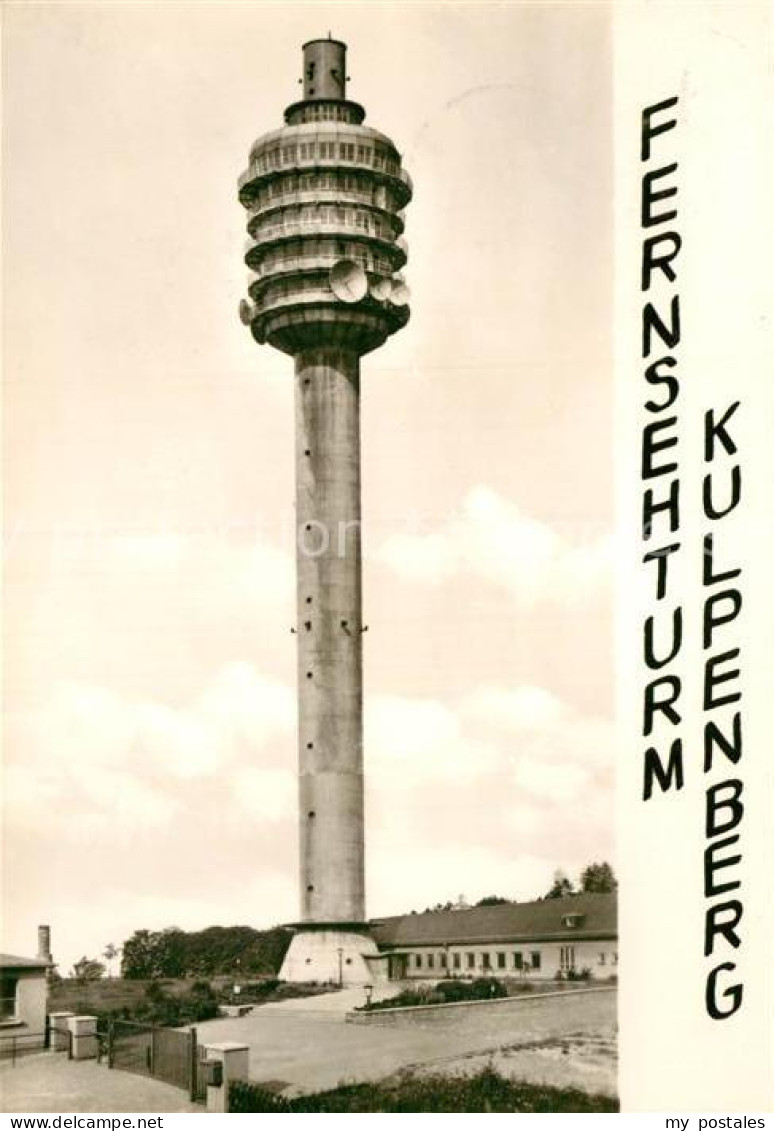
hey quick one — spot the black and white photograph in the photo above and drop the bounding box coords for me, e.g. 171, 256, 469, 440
1, 0, 771, 1117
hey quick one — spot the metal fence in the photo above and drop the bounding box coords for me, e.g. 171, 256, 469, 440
0, 1017, 76, 1066
0, 1030, 49, 1066
106, 1019, 202, 1103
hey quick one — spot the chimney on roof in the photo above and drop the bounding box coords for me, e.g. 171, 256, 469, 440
37, 924, 54, 981
37, 925, 51, 962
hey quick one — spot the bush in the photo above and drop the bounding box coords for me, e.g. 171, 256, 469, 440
190, 980, 216, 998
357, 977, 510, 1011
470, 977, 507, 1000
434, 980, 470, 1003
229, 1067, 619, 1112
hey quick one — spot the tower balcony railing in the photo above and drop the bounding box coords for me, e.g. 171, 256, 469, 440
244, 195, 406, 238
239, 161, 412, 209
245, 221, 406, 261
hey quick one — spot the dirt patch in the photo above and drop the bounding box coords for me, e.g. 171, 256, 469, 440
409, 1028, 618, 1098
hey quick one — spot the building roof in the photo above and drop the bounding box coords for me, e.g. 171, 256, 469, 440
370, 892, 617, 948
0, 953, 49, 970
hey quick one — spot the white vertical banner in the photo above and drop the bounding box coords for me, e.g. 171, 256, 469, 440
615, 1, 774, 1112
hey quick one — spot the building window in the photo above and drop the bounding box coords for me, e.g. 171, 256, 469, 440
0, 976, 18, 1020
439, 952, 447, 967
497, 953, 506, 970
466, 952, 475, 970
531, 952, 541, 971
599, 953, 607, 965
560, 946, 576, 972
513, 952, 523, 970
452, 953, 461, 970
427, 954, 434, 969
561, 914, 585, 929
414, 954, 422, 968
481, 953, 491, 969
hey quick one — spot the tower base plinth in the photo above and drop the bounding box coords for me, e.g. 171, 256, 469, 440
279, 928, 386, 986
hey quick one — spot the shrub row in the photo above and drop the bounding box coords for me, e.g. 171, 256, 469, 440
229, 1067, 619, 1113
358, 977, 520, 1011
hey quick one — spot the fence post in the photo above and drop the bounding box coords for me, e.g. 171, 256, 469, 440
188, 1027, 198, 1103
107, 1018, 114, 1069
201, 1042, 249, 1114
48, 1012, 75, 1053
68, 1015, 98, 1060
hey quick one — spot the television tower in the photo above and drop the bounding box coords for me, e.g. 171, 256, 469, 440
238, 38, 412, 983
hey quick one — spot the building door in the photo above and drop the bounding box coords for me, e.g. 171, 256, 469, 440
388, 954, 407, 980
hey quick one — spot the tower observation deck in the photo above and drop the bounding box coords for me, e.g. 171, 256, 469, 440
238, 39, 412, 984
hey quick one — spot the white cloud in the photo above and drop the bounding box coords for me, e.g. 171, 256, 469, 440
369, 843, 555, 915
462, 684, 566, 732
5, 674, 613, 970
5, 664, 295, 839
364, 684, 614, 904
376, 486, 613, 608
231, 767, 296, 822
366, 694, 500, 785
104, 527, 295, 617
197, 662, 295, 754
511, 757, 591, 805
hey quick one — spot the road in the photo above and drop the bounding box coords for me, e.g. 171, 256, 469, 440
194, 985, 617, 1095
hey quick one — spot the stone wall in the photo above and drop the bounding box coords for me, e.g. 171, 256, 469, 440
345, 985, 616, 1029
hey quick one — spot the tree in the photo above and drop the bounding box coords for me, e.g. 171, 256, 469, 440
103, 943, 119, 978
121, 930, 159, 979
544, 869, 575, 900
579, 862, 617, 893
72, 956, 106, 983
120, 924, 293, 979
475, 896, 509, 907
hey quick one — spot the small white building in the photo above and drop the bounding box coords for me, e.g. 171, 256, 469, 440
370, 892, 617, 982
0, 954, 49, 1053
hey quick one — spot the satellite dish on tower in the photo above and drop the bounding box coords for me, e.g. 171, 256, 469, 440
390, 278, 410, 307
239, 298, 254, 325
329, 259, 368, 303
369, 277, 392, 301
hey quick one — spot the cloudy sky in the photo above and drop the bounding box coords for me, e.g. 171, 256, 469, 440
3, 2, 612, 972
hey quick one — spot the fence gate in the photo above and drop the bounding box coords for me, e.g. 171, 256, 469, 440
108, 1020, 200, 1102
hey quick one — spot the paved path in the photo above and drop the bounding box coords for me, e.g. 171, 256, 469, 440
258, 984, 398, 1014
0, 1054, 203, 1114
194, 987, 617, 1096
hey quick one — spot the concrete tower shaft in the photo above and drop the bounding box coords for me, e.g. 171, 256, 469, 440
295, 346, 364, 924
238, 40, 411, 983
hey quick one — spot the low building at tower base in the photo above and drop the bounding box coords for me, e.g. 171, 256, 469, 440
279, 926, 387, 986
278, 893, 617, 986
370, 892, 617, 983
